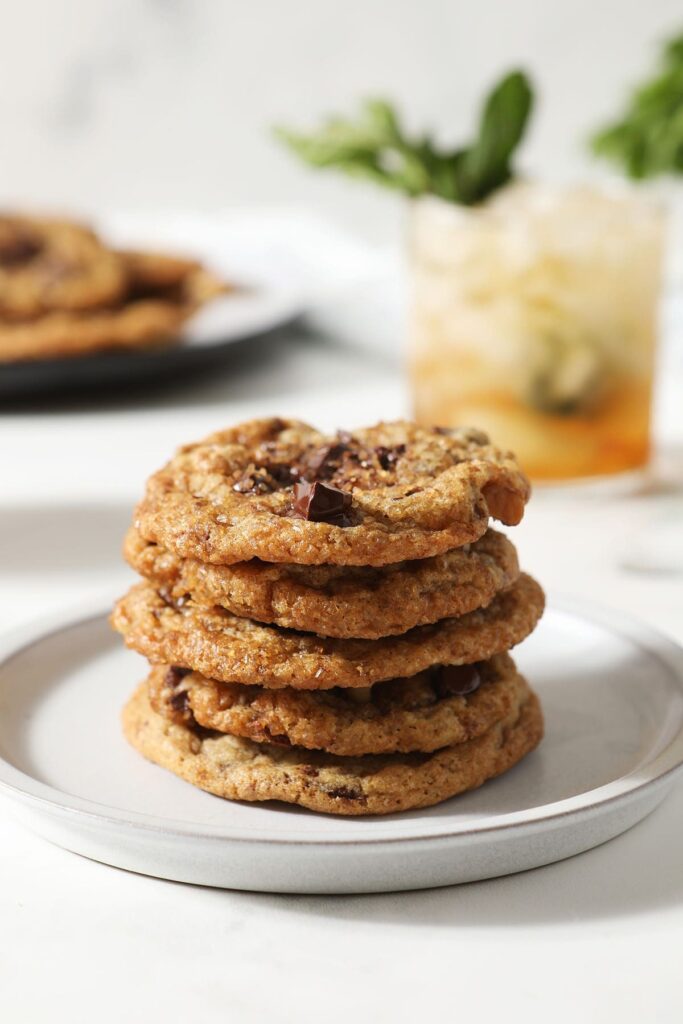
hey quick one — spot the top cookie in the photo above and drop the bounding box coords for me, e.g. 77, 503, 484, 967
134, 418, 530, 566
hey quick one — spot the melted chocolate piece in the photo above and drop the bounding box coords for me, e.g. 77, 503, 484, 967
291, 479, 352, 526
164, 665, 191, 687
433, 663, 482, 698
324, 785, 363, 801
169, 688, 190, 713
233, 462, 300, 495
260, 728, 292, 747
267, 462, 300, 486
375, 443, 406, 470
163, 665, 192, 717
302, 442, 348, 481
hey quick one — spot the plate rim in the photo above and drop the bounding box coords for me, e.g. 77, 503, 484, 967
0, 288, 304, 377
1, 594, 682, 848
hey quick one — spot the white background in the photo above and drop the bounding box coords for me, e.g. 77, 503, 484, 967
2, 4, 683, 1021
0, 0, 681, 240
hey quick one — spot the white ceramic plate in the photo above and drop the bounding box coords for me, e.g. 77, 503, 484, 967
0, 598, 682, 894
99, 210, 387, 351
0, 212, 385, 398
100, 212, 309, 349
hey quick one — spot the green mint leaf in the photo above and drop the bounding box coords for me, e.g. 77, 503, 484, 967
361, 99, 402, 145
275, 69, 533, 205
591, 30, 683, 179
457, 70, 534, 202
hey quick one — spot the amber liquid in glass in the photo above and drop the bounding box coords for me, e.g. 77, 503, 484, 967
409, 185, 664, 482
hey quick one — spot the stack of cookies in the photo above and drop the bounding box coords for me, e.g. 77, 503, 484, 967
112, 418, 545, 816
0, 213, 226, 362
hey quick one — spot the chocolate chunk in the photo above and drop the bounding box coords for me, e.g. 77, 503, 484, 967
190, 721, 214, 740
433, 663, 482, 697
261, 728, 292, 746
375, 443, 406, 470
169, 688, 190, 713
291, 480, 352, 526
266, 462, 300, 486
0, 232, 41, 266
302, 442, 348, 481
234, 462, 299, 494
324, 785, 363, 801
163, 666, 192, 718
164, 665, 191, 687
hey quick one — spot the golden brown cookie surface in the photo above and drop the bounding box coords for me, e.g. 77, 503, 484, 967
0, 216, 228, 363
123, 680, 543, 815
0, 214, 127, 321
111, 573, 544, 689
120, 249, 227, 306
149, 653, 526, 755
0, 300, 189, 362
124, 527, 519, 639
134, 418, 531, 567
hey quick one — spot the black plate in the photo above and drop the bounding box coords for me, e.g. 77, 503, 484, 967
0, 320, 298, 404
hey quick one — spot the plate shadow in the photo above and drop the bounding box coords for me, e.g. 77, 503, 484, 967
239, 792, 683, 926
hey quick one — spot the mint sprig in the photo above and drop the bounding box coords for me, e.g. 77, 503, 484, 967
591, 32, 683, 179
276, 70, 533, 205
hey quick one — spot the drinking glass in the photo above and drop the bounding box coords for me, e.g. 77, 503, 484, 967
409, 183, 665, 482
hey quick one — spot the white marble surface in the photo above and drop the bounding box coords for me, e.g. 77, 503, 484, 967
2, 217, 683, 1020
1, 0, 683, 243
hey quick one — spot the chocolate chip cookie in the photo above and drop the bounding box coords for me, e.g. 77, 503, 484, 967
133, 418, 531, 567
111, 573, 544, 689
0, 214, 127, 321
123, 679, 543, 815
121, 249, 227, 306
0, 214, 229, 362
149, 652, 526, 755
124, 527, 519, 639
0, 300, 190, 362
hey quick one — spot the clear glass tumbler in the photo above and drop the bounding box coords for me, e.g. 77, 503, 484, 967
409, 183, 665, 482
